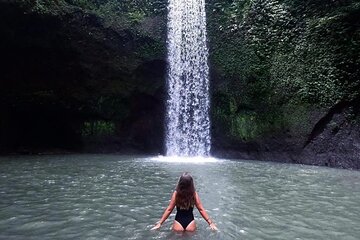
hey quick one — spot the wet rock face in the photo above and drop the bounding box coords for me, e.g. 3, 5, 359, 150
0, 2, 167, 154
1, 1, 359, 169
212, 101, 360, 170
301, 107, 360, 169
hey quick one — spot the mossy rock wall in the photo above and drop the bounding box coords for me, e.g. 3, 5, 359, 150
0, 0, 167, 153
1, 0, 359, 168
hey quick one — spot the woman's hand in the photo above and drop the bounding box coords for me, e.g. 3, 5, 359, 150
150, 223, 162, 230
209, 222, 218, 231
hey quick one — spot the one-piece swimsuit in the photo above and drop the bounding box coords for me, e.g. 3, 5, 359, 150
175, 206, 194, 229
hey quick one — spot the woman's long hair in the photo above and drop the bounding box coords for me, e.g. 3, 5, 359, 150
175, 172, 195, 209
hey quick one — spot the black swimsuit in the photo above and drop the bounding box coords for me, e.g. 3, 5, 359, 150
175, 206, 194, 229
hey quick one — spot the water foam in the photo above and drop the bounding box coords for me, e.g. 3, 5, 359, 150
150, 156, 219, 164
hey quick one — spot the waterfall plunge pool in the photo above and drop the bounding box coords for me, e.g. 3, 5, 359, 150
0, 154, 359, 239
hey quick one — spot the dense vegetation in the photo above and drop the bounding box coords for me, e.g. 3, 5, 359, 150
1, 0, 169, 152
207, 0, 360, 141
1, 0, 359, 165
26, 0, 358, 142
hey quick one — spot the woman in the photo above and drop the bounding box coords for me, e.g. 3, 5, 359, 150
151, 172, 218, 231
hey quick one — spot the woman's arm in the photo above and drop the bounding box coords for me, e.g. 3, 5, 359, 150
151, 191, 177, 230
195, 192, 218, 231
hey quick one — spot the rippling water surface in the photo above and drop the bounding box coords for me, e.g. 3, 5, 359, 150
0, 155, 359, 240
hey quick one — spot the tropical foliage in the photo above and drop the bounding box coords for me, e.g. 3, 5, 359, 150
207, 0, 360, 140
17, 0, 360, 141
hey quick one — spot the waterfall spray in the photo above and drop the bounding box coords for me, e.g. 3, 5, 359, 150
165, 0, 211, 157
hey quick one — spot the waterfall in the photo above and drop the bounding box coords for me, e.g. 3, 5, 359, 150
165, 0, 211, 157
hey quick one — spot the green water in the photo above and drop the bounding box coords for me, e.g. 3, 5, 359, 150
0, 155, 359, 239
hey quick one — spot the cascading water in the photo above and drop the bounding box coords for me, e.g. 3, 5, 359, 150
165, 0, 211, 157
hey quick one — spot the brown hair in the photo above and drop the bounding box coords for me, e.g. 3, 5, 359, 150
175, 172, 195, 209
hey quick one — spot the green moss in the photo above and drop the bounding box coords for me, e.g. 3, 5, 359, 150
136, 40, 166, 60
213, 107, 283, 141
208, 0, 359, 141
128, 10, 146, 24
212, 90, 315, 141
89, 96, 130, 121
19, 0, 64, 14
82, 120, 115, 136
213, 92, 281, 141
13, 0, 359, 142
